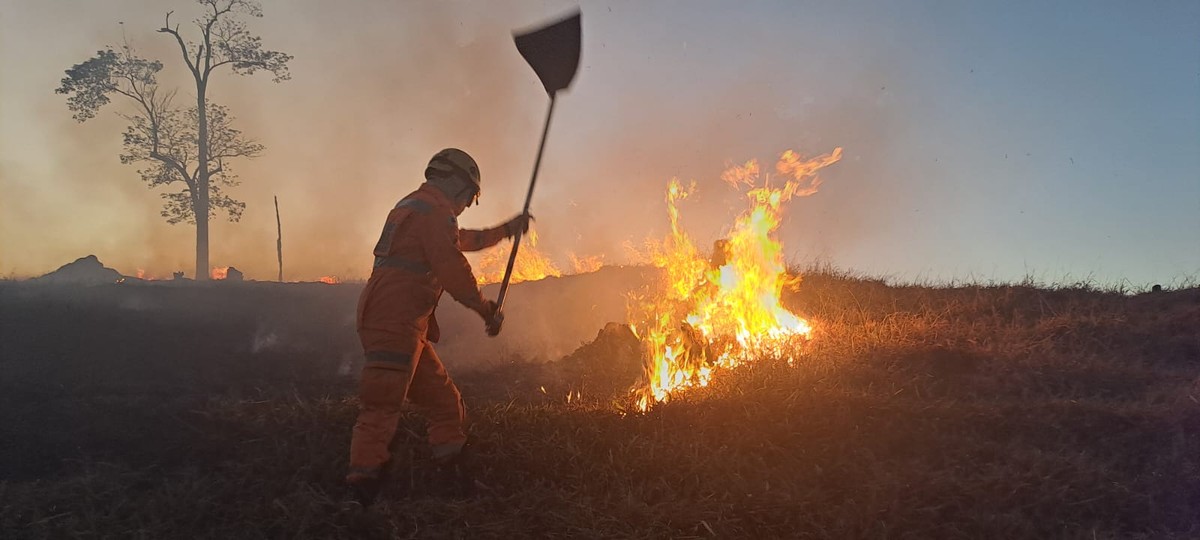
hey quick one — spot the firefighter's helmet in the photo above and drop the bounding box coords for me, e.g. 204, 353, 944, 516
426, 148, 480, 188
426, 148, 480, 206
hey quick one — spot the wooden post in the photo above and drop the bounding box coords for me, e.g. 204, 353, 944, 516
275, 195, 283, 282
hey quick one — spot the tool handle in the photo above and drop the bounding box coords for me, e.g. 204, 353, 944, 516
495, 92, 557, 314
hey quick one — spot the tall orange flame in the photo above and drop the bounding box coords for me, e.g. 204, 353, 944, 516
211, 266, 229, 280
630, 148, 842, 411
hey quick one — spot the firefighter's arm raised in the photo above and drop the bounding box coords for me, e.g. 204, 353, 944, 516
458, 213, 533, 252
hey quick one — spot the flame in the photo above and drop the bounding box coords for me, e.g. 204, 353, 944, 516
476, 229, 563, 285
318, 275, 339, 284
630, 148, 842, 411
568, 253, 605, 274
133, 268, 163, 281
211, 266, 229, 280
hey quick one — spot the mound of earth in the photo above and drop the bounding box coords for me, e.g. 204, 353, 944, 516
560, 322, 643, 374
557, 322, 645, 398
35, 255, 123, 285
433, 265, 659, 365
459, 321, 647, 404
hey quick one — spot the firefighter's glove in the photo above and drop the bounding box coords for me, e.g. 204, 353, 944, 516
486, 310, 504, 337
478, 299, 503, 337
503, 213, 534, 238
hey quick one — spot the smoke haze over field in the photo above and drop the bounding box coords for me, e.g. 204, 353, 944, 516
1, 1, 1197, 284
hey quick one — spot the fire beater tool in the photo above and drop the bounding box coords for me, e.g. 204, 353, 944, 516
492, 9, 581, 331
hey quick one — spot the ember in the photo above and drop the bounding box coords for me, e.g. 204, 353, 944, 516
630, 148, 842, 411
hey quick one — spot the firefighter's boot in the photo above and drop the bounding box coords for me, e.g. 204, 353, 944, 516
431, 444, 477, 498
346, 458, 394, 506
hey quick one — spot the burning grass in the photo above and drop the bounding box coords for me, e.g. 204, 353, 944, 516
475, 230, 564, 285
630, 148, 840, 410
1, 272, 1198, 538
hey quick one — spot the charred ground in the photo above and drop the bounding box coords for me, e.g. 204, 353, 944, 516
1, 269, 1198, 539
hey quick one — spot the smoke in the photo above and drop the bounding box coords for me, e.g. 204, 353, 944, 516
2, 1, 916, 281
2, 1, 200, 277
172, 1, 555, 280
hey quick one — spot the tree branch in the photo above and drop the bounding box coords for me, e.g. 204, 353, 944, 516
150, 151, 195, 189
202, 0, 238, 77
158, 11, 200, 80
111, 86, 144, 107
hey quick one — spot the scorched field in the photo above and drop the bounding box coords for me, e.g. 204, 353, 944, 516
1, 269, 1197, 539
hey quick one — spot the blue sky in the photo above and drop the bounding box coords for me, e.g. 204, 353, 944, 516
1, 0, 1196, 285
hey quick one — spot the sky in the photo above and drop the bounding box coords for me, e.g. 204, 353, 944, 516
1, 0, 1197, 286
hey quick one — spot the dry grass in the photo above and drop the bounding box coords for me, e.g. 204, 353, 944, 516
1, 271, 1197, 539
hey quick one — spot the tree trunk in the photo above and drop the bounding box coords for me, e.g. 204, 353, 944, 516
195, 84, 210, 280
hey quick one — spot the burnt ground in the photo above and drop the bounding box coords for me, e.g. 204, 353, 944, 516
1, 270, 1198, 539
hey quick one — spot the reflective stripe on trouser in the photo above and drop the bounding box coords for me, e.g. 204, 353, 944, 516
347, 340, 467, 482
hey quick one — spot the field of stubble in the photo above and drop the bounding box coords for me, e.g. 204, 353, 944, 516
1, 268, 1197, 539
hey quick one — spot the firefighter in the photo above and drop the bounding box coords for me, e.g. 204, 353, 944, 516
348, 148, 530, 504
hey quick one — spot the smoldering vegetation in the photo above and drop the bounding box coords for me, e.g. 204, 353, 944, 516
1, 269, 1198, 538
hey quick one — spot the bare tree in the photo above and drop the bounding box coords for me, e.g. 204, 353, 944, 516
56, 0, 291, 280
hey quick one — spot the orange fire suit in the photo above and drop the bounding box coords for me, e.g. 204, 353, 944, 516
348, 182, 511, 483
